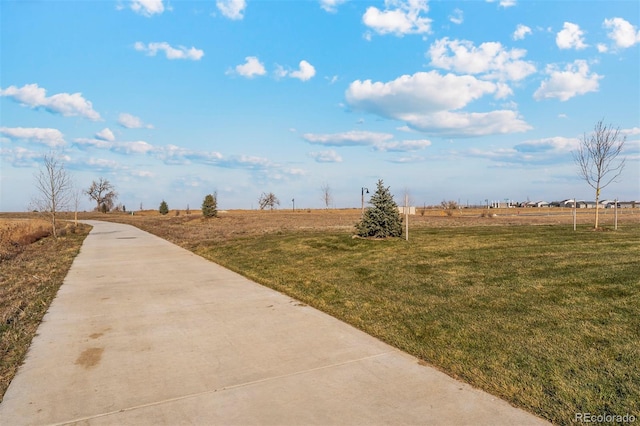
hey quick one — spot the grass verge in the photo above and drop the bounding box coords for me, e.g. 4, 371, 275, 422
192, 224, 639, 424
0, 222, 91, 402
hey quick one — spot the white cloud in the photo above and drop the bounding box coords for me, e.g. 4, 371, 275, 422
95, 128, 115, 142
0, 83, 101, 121
118, 113, 154, 129
303, 130, 393, 146
346, 71, 496, 116
303, 131, 432, 151
0, 127, 65, 147
514, 137, 579, 153
233, 56, 266, 78
449, 8, 463, 25
320, 0, 347, 13
603, 17, 640, 49
374, 139, 431, 152
216, 0, 246, 20
556, 22, 588, 50
134, 42, 204, 60
345, 72, 531, 136
486, 0, 516, 8
534, 60, 601, 101
428, 38, 536, 81
289, 60, 316, 81
513, 24, 531, 40
130, 0, 164, 16
309, 150, 343, 162
362, 0, 432, 36
0, 146, 42, 168
621, 127, 640, 136
596, 43, 608, 53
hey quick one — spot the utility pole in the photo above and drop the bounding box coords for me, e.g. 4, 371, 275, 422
405, 193, 409, 241
361, 187, 369, 216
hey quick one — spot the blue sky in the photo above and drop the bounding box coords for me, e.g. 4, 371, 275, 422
1, 0, 639, 211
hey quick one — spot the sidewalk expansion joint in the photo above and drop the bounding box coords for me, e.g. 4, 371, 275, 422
51, 350, 396, 425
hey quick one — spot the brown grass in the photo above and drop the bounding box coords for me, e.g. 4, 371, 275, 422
0, 219, 52, 261
80, 207, 640, 248
0, 219, 90, 402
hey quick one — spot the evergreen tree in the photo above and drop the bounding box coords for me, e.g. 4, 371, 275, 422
159, 200, 169, 215
202, 193, 218, 218
356, 179, 403, 238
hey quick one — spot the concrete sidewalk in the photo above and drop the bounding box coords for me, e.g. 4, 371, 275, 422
0, 221, 548, 425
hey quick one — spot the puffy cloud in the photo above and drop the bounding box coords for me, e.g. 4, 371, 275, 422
346, 71, 497, 117
363, 0, 432, 36
428, 38, 536, 81
232, 56, 266, 78
289, 60, 316, 81
534, 60, 601, 101
134, 42, 204, 60
216, 0, 246, 20
0, 127, 66, 147
0, 83, 101, 121
346, 72, 533, 136
118, 113, 154, 129
320, 0, 347, 13
513, 24, 532, 40
556, 22, 588, 50
603, 17, 640, 49
95, 128, 115, 142
308, 150, 343, 163
130, 0, 164, 16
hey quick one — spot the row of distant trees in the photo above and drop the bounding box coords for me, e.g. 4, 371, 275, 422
31, 119, 627, 237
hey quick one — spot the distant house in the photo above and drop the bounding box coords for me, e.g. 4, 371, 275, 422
525, 201, 549, 208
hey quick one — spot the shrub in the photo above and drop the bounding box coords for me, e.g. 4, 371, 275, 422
159, 200, 169, 215
202, 193, 218, 218
355, 179, 403, 238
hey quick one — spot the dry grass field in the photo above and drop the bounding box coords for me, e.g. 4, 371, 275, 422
0, 217, 90, 401
76, 206, 640, 248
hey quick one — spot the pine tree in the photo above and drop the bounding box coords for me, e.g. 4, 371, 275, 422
202, 193, 218, 218
356, 179, 403, 238
159, 200, 169, 215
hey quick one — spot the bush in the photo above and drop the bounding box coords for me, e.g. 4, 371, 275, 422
355, 179, 403, 238
202, 193, 217, 218
159, 200, 169, 215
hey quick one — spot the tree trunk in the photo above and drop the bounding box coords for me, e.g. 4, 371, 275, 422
594, 188, 600, 229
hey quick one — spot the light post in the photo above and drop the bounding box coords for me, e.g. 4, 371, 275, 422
292, 198, 295, 212
361, 187, 369, 216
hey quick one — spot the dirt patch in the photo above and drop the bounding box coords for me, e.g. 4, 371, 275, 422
75, 347, 104, 369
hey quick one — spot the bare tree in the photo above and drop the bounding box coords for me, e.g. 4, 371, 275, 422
86, 177, 117, 213
320, 183, 332, 209
573, 120, 626, 229
259, 192, 280, 211
72, 187, 83, 226
32, 153, 72, 238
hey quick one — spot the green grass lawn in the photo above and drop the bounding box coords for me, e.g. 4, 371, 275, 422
195, 224, 640, 424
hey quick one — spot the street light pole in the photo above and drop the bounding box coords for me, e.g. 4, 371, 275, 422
361, 187, 369, 216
